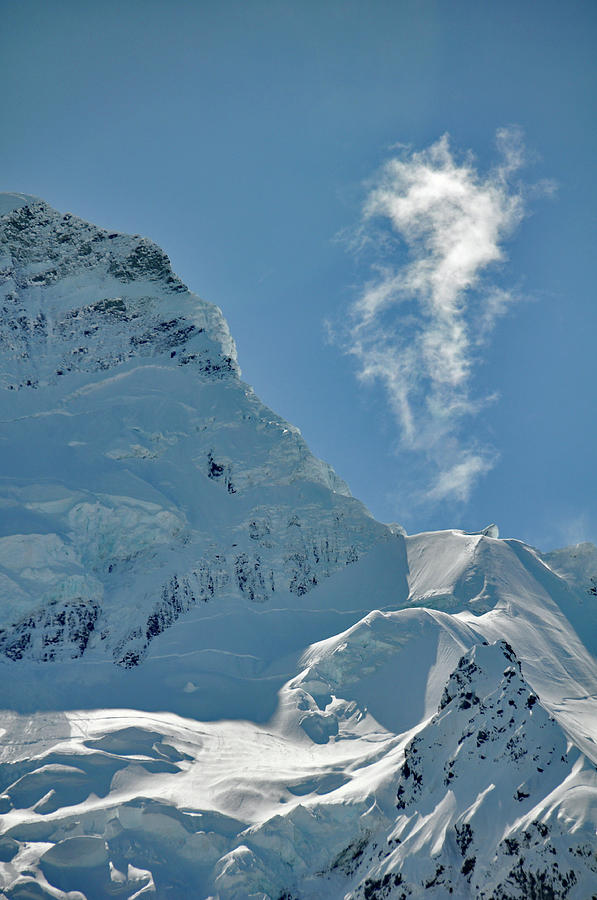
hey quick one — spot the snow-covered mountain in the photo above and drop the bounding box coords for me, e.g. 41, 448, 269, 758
0, 193, 595, 899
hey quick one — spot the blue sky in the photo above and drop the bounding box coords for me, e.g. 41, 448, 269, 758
2, 0, 596, 549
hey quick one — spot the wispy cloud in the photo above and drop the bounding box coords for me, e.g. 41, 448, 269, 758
345, 129, 527, 505
551, 513, 592, 551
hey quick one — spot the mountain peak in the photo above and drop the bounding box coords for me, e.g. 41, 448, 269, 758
0, 198, 376, 678
0, 191, 44, 217
0, 196, 239, 393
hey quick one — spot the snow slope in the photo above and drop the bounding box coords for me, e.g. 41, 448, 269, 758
0, 195, 595, 899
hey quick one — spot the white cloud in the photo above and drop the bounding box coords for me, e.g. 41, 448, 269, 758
426, 453, 495, 504
346, 130, 526, 504
554, 514, 592, 550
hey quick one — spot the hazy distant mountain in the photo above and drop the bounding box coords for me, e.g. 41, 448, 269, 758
1, 194, 595, 899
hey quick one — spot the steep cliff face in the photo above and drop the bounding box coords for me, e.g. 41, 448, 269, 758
0, 194, 390, 669
0, 192, 237, 390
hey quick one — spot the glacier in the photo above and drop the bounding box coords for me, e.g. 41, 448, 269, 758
0, 194, 595, 899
